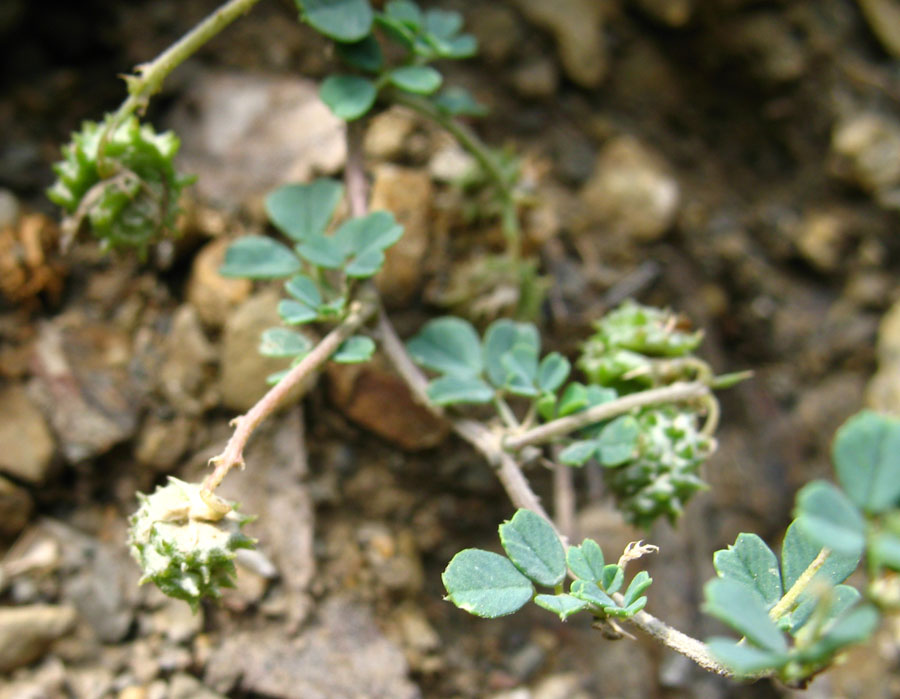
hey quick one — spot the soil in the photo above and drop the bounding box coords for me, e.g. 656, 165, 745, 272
2, 0, 900, 697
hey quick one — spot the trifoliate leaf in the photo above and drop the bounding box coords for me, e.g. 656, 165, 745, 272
285, 274, 323, 308
320, 75, 378, 121
426, 375, 493, 405
389, 66, 443, 95
832, 410, 900, 515
336, 34, 383, 72
537, 353, 570, 393
259, 328, 312, 358
566, 539, 605, 583
296, 234, 346, 268
442, 549, 533, 618
499, 509, 566, 587
482, 319, 540, 388
384, 0, 421, 27
296, 0, 373, 42
501, 343, 540, 397
408, 317, 483, 377
534, 594, 588, 621
265, 179, 344, 242
423, 8, 462, 38
703, 578, 788, 654
278, 299, 318, 325
794, 481, 866, 557
570, 579, 617, 610
713, 533, 783, 609
332, 336, 375, 363
220, 236, 301, 279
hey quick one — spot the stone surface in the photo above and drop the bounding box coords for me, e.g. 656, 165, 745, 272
168, 673, 226, 699
831, 111, 900, 208
867, 298, 900, 414
157, 305, 218, 416
205, 596, 419, 698
364, 108, 418, 161
791, 209, 851, 272
0, 383, 54, 483
511, 57, 559, 99
0, 474, 33, 539
168, 72, 345, 209
135, 414, 194, 472
327, 359, 449, 451
220, 290, 313, 412
579, 135, 680, 241
857, 0, 900, 58
370, 165, 433, 307
631, 0, 693, 26
29, 317, 140, 463
0, 604, 76, 673
511, 0, 609, 88
187, 237, 253, 328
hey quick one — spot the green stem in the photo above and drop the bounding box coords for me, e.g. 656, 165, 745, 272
769, 548, 830, 622
391, 91, 522, 259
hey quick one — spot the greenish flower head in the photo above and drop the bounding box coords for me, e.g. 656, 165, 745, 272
607, 406, 713, 527
47, 115, 194, 254
128, 478, 255, 610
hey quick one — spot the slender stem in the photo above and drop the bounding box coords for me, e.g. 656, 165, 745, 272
494, 395, 520, 429
553, 455, 576, 540
769, 548, 830, 622
391, 91, 522, 259
504, 382, 712, 451
345, 120, 369, 218
203, 297, 377, 493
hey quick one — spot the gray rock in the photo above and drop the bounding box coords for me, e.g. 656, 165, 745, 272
511, 57, 559, 99
205, 597, 419, 698
168, 672, 226, 699
168, 72, 345, 209
511, 0, 609, 88
0, 604, 76, 672
579, 135, 681, 242
157, 305, 218, 416
0, 383, 54, 483
186, 237, 253, 329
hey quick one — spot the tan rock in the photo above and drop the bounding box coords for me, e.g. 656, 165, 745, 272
327, 359, 449, 451
187, 238, 253, 328
631, 0, 693, 26
792, 210, 850, 272
159, 305, 218, 415
370, 165, 433, 307
579, 135, 680, 242
831, 111, 900, 207
511, 0, 609, 88
364, 107, 417, 161
0, 604, 77, 673
867, 299, 900, 415
0, 475, 33, 538
0, 383, 54, 483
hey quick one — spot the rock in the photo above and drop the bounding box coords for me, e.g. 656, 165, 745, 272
327, 359, 449, 450
0, 657, 67, 699
727, 12, 808, 83
168, 673, 226, 699
831, 111, 900, 208
857, 0, 900, 58
0, 383, 54, 483
579, 135, 680, 241
370, 165, 433, 306
791, 209, 852, 272
0, 475, 33, 539
158, 305, 218, 415
511, 57, 559, 99
428, 142, 476, 182
29, 317, 141, 463
867, 299, 900, 414
150, 598, 203, 645
187, 237, 253, 328
630, 0, 693, 26
0, 188, 19, 228
168, 72, 345, 209
220, 290, 313, 412
469, 5, 524, 64
0, 604, 76, 672
204, 597, 419, 698
511, 0, 609, 88
364, 108, 418, 161
135, 414, 194, 472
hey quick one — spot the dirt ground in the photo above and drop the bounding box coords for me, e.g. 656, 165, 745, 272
2, 0, 900, 697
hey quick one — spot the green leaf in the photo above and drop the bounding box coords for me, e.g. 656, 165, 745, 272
432, 87, 488, 117
334, 210, 404, 278
499, 509, 566, 587
285, 274, 323, 308
620, 597, 648, 616
389, 66, 443, 95
434, 33, 477, 58
566, 539, 605, 583
803, 605, 878, 658
423, 8, 462, 38
442, 549, 534, 618
832, 411, 900, 514
788, 584, 860, 635
623, 571, 653, 607
265, 179, 344, 242
502, 344, 540, 397
537, 353, 570, 393
259, 328, 312, 358
408, 317, 483, 377
336, 34, 383, 72
703, 578, 788, 654
559, 440, 598, 467
781, 520, 859, 592
595, 416, 640, 467
278, 299, 318, 325
536, 392, 557, 421
426, 375, 493, 405
534, 593, 589, 621
557, 382, 588, 417
483, 320, 539, 388
333, 336, 375, 363
320, 75, 378, 121
374, 14, 416, 50
384, 0, 421, 27
706, 638, 789, 675
220, 236, 301, 279
870, 531, 900, 570
344, 248, 385, 278
601, 565, 624, 594
297, 0, 373, 42
296, 234, 346, 268
713, 533, 783, 609
794, 481, 866, 557
570, 579, 616, 609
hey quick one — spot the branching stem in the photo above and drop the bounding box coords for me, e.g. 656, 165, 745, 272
504, 382, 712, 451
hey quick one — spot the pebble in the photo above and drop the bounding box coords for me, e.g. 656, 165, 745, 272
186, 237, 253, 328
0, 604, 77, 672
0, 383, 55, 484
579, 135, 680, 241
867, 299, 900, 414
511, 0, 609, 88
0, 475, 33, 539
831, 111, 900, 208
158, 304, 218, 416
469, 5, 524, 64
791, 209, 851, 272
364, 107, 418, 161
511, 57, 559, 99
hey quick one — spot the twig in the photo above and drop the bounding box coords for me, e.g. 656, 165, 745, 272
504, 382, 711, 451
203, 297, 377, 494
553, 454, 576, 541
